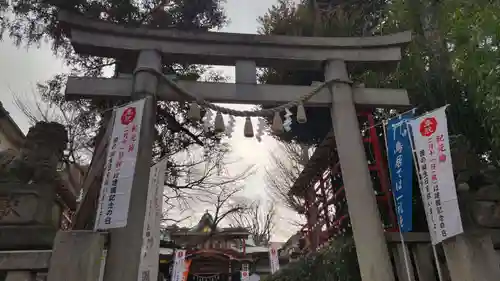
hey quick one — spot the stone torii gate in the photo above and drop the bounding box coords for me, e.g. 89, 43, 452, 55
52, 11, 412, 281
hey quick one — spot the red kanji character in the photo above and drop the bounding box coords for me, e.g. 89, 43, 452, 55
121, 107, 136, 125
128, 143, 135, 152
420, 117, 437, 137
439, 154, 447, 163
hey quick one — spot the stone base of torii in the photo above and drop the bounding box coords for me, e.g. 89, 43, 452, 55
43, 10, 500, 281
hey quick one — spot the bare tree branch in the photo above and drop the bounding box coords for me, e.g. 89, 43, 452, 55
162, 183, 253, 246
12, 89, 92, 188
230, 200, 276, 246
160, 146, 256, 231
265, 142, 307, 214
197, 184, 251, 232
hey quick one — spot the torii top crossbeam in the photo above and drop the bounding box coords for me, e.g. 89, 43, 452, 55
58, 11, 411, 69
59, 11, 412, 108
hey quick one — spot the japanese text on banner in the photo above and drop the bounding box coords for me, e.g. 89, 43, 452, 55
269, 247, 280, 274
409, 106, 463, 244
171, 250, 186, 281
386, 111, 415, 232
241, 263, 249, 281
138, 159, 167, 281
95, 99, 145, 230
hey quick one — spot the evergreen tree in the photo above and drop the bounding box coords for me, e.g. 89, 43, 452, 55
377, 0, 497, 163
0, 0, 234, 190
258, 0, 389, 145
258, 0, 498, 161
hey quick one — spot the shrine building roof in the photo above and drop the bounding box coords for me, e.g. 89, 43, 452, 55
167, 212, 250, 237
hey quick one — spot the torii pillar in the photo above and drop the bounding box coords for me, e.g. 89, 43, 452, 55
326, 60, 394, 280
102, 50, 161, 281
56, 10, 412, 281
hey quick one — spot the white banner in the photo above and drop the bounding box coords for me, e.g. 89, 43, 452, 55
268, 247, 280, 274
171, 250, 186, 281
409, 106, 463, 244
95, 99, 146, 230
241, 263, 249, 281
138, 159, 167, 281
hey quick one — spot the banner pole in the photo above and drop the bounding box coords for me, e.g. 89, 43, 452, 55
405, 121, 443, 281
382, 120, 413, 281
431, 243, 444, 281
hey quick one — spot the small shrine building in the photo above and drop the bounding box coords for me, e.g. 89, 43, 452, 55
158, 213, 287, 281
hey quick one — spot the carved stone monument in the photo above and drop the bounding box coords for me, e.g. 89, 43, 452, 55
0, 121, 68, 250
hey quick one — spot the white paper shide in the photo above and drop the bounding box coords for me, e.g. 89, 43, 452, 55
138, 159, 167, 281
409, 106, 463, 244
95, 99, 146, 230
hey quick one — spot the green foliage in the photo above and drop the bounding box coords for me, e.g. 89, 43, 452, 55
0, 0, 231, 187
264, 236, 360, 281
258, 0, 500, 167
372, 0, 496, 163
439, 0, 500, 162
367, 0, 500, 164
1, 0, 226, 51
257, 0, 390, 145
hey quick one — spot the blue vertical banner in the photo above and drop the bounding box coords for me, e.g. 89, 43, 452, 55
386, 111, 415, 232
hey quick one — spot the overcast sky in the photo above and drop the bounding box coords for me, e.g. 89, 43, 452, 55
0, 0, 301, 241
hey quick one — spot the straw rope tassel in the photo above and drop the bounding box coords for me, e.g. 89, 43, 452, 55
214, 112, 225, 133
296, 103, 307, 123
272, 112, 284, 134
244, 117, 254, 138
188, 102, 201, 121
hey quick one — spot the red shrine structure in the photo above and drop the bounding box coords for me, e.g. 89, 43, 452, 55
289, 112, 398, 251
159, 213, 286, 281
